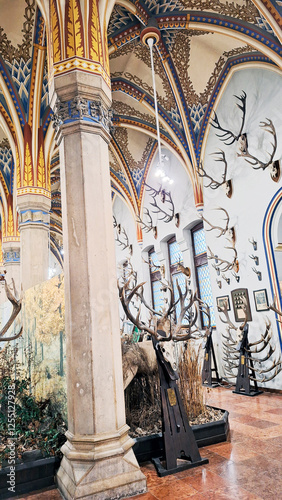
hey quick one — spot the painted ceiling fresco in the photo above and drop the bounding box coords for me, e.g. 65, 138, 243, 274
0, 0, 281, 265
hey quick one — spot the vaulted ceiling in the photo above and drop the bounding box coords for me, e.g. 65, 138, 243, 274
0, 0, 281, 265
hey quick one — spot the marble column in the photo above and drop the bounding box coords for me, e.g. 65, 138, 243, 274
2, 241, 21, 297
51, 72, 146, 499
17, 194, 51, 291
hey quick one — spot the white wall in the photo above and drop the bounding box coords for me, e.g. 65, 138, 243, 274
113, 66, 282, 390
203, 66, 282, 389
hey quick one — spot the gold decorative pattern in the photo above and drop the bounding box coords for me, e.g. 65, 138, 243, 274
2, 211, 6, 238
88, 0, 103, 63
37, 145, 46, 188
16, 147, 21, 190
65, 0, 85, 59
17, 187, 51, 198
53, 57, 111, 86
110, 42, 175, 109
7, 205, 14, 237
170, 29, 257, 107
24, 141, 33, 187
50, 0, 62, 64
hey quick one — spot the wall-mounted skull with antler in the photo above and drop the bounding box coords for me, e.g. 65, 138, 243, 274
237, 118, 280, 182
197, 151, 233, 198
136, 208, 157, 239
113, 217, 133, 256
136, 183, 180, 239
201, 207, 235, 245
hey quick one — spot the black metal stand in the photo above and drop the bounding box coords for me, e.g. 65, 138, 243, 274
152, 337, 208, 477
202, 328, 220, 388
233, 324, 262, 397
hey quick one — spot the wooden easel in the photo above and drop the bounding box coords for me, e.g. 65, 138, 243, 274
202, 327, 220, 388
233, 324, 262, 397
151, 337, 208, 477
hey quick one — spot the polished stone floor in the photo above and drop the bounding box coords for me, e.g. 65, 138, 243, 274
15, 387, 282, 500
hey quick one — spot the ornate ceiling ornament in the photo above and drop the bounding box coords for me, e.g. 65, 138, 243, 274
180, 0, 259, 23
0, 138, 10, 150
112, 100, 166, 130
112, 127, 155, 172
0, 0, 35, 62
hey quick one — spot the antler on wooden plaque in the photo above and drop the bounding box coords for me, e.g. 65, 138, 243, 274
237, 119, 280, 181
136, 208, 157, 239
208, 244, 239, 273
201, 207, 234, 239
197, 151, 233, 198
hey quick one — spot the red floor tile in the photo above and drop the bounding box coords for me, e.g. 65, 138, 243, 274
11, 387, 282, 500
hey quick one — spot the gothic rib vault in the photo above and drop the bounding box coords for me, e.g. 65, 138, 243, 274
0, 1, 280, 269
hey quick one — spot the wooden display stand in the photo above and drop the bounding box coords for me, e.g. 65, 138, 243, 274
202, 327, 220, 388
151, 337, 208, 477
233, 324, 262, 397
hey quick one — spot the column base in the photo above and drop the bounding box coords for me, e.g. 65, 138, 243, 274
56, 427, 147, 499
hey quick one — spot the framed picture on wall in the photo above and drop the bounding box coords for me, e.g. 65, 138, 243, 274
216, 295, 230, 311
253, 289, 269, 312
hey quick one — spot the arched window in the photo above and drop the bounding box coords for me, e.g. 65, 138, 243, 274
148, 248, 164, 313
168, 237, 186, 321
191, 222, 215, 327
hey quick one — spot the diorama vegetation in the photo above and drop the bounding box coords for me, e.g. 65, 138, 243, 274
0, 344, 66, 469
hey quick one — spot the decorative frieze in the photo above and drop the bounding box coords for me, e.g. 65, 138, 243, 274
3, 250, 20, 263
18, 209, 50, 228
52, 96, 113, 135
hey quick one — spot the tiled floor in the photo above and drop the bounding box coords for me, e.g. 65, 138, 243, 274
15, 387, 282, 500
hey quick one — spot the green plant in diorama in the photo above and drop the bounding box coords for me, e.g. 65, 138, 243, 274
0, 344, 67, 468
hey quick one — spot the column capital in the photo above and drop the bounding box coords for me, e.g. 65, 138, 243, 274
2, 241, 20, 265
50, 71, 113, 144
17, 193, 51, 233
52, 94, 113, 142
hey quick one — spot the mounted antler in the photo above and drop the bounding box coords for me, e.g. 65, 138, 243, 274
136, 208, 157, 239
208, 244, 239, 273
197, 151, 232, 197
145, 183, 175, 223
115, 226, 133, 255
201, 207, 231, 238
211, 91, 246, 145
118, 270, 205, 343
237, 119, 280, 181
0, 278, 23, 342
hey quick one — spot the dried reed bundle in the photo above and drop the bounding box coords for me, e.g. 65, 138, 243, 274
178, 341, 206, 420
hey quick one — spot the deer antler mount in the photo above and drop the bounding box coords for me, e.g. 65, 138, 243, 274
197, 151, 233, 198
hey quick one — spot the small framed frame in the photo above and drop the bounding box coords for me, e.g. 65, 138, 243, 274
216, 295, 230, 311
253, 289, 269, 312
